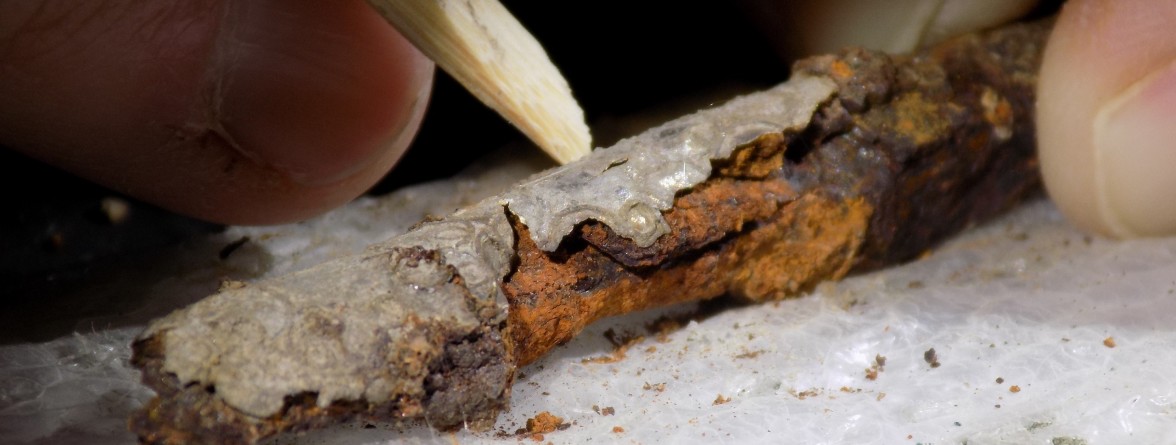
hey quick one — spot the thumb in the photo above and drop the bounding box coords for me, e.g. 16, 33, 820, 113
0, 0, 433, 225
1038, 0, 1176, 237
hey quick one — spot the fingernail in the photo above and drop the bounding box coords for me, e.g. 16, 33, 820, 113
212, 2, 436, 187
1092, 60, 1176, 237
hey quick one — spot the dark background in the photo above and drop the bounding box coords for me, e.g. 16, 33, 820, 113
1, 3, 790, 298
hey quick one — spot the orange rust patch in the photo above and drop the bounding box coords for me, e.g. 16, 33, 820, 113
504, 186, 872, 365
883, 92, 949, 146
715, 132, 789, 178
525, 411, 565, 434
581, 177, 796, 267
829, 59, 854, 80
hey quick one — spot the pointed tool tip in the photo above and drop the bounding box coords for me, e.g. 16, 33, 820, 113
367, 0, 593, 165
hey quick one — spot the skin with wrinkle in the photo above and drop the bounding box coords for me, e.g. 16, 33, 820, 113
0, 0, 433, 224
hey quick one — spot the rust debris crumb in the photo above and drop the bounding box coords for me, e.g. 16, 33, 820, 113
924, 348, 941, 368
734, 349, 765, 359
791, 388, 822, 400
713, 394, 732, 405
1009, 385, 1022, 393
525, 412, 566, 435
612, 426, 625, 434
866, 353, 887, 380
591, 405, 615, 416
1103, 337, 1116, 348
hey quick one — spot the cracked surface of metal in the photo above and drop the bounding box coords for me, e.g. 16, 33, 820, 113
130, 20, 1050, 445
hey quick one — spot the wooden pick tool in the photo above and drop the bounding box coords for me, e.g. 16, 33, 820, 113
367, 0, 592, 164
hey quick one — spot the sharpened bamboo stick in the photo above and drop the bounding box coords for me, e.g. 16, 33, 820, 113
366, 0, 592, 164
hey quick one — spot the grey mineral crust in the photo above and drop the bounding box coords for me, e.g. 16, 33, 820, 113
141, 201, 514, 418
139, 74, 839, 421
501, 75, 837, 251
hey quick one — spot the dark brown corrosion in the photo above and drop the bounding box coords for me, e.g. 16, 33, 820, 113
130, 247, 513, 445
505, 20, 1048, 365
131, 330, 510, 445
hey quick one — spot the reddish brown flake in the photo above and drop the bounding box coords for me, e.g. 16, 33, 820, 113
525, 412, 565, 434
924, 348, 941, 368
865, 368, 879, 381
735, 350, 764, 359
791, 388, 822, 400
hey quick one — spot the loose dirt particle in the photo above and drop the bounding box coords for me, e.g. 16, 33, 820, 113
100, 197, 131, 224
865, 368, 879, 381
525, 412, 565, 434
713, 394, 732, 405
791, 389, 821, 400
924, 348, 941, 368
866, 353, 886, 380
735, 350, 764, 359
996, 377, 1004, 384
643, 382, 666, 392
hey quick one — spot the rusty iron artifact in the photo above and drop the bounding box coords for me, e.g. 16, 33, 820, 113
130, 20, 1050, 444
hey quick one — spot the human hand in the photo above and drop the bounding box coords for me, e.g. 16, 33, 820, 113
744, 0, 1176, 238
1037, 0, 1176, 238
0, 0, 433, 225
